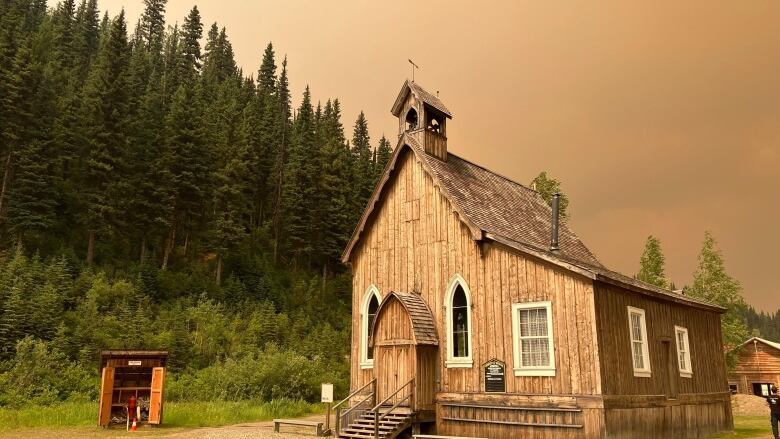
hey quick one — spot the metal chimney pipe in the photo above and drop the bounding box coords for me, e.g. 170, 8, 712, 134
550, 193, 560, 251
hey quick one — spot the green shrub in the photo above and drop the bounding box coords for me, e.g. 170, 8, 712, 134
0, 337, 98, 407
166, 346, 347, 402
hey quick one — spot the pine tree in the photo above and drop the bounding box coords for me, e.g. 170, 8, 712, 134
283, 86, 318, 262
158, 83, 210, 269
636, 235, 669, 288
319, 99, 353, 267
686, 231, 750, 367
178, 6, 202, 83
350, 111, 373, 219
270, 57, 291, 261
79, 9, 130, 265
140, 0, 166, 49
375, 134, 392, 178
530, 171, 570, 219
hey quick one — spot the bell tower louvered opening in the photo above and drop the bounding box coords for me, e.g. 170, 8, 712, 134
391, 80, 452, 161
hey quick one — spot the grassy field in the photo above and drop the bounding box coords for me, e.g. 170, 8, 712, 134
0, 399, 321, 431
712, 416, 774, 438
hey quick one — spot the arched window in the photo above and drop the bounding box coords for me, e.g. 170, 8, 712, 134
360, 286, 382, 368
405, 108, 418, 131
445, 275, 473, 367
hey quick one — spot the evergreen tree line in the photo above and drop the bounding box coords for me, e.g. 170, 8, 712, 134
0, 0, 393, 281
0, 0, 394, 405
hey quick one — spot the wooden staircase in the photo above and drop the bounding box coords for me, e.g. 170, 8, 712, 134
338, 408, 412, 439
334, 377, 416, 439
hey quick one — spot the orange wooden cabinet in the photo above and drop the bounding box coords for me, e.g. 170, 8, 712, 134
97, 350, 168, 427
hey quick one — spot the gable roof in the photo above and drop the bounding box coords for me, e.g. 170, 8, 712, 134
732, 337, 780, 354
370, 291, 438, 346
391, 80, 453, 119
342, 133, 601, 267
342, 133, 724, 313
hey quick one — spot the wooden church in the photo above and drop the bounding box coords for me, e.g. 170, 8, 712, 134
335, 80, 733, 439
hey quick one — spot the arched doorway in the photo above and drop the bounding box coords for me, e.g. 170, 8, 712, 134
370, 292, 438, 413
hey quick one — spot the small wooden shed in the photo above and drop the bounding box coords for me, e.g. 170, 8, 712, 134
98, 350, 168, 427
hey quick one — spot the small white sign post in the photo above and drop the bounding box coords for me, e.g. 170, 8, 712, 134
322, 383, 334, 433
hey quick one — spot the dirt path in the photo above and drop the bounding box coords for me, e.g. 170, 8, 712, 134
0, 415, 326, 439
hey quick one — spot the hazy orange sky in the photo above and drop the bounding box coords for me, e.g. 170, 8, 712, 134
100, 0, 780, 312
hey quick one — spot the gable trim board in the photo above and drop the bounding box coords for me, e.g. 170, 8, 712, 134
344, 135, 723, 314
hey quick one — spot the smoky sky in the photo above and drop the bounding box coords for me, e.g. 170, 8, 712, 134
102, 0, 780, 311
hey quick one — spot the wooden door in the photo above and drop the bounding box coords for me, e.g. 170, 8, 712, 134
97, 367, 114, 426
376, 345, 413, 406
149, 367, 165, 424
661, 341, 678, 399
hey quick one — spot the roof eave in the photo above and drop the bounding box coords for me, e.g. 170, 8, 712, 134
485, 233, 725, 313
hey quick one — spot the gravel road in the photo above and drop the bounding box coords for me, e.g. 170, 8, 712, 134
0, 415, 327, 439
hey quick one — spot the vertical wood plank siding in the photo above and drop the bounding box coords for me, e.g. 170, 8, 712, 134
728, 342, 780, 394
350, 151, 604, 437
593, 283, 733, 437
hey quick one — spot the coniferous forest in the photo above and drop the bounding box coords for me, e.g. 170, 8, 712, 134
0, 0, 394, 406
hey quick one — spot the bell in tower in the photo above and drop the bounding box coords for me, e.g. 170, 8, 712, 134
390, 80, 452, 161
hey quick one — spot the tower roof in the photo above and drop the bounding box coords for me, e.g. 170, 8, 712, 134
391, 80, 452, 118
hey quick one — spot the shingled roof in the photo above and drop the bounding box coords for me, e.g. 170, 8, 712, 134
371, 291, 438, 346
407, 136, 603, 267
342, 132, 724, 312
391, 80, 453, 118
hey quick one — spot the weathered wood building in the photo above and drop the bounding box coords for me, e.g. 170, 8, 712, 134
728, 337, 780, 396
335, 80, 733, 439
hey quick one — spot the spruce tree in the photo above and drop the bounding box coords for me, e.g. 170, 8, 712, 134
375, 134, 392, 178
158, 83, 210, 269
140, 0, 166, 49
178, 6, 202, 83
351, 111, 373, 216
530, 171, 570, 219
636, 235, 669, 288
686, 231, 750, 366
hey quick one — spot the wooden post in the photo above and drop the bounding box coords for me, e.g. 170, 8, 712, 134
335, 407, 341, 436
325, 402, 331, 434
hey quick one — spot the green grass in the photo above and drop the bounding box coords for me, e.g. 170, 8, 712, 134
711, 416, 774, 438
0, 399, 321, 431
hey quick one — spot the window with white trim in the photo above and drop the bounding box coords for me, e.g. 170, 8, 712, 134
675, 326, 692, 378
627, 306, 651, 377
445, 275, 473, 368
360, 286, 381, 369
512, 301, 555, 376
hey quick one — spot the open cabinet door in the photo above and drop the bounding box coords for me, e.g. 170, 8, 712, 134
97, 367, 114, 426
149, 367, 165, 424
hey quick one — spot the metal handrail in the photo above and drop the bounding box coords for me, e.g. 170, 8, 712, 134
372, 377, 415, 439
370, 377, 414, 412
335, 378, 376, 437
334, 378, 376, 410
340, 392, 374, 419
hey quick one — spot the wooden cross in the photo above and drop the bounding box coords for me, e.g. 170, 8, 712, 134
408, 59, 419, 82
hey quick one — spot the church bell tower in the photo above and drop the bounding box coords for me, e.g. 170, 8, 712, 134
390, 80, 452, 161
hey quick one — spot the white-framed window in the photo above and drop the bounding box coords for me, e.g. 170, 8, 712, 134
627, 306, 651, 377
445, 274, 473, 368
511, 301, 556, 376
360, 286, 381, 369
675, 326, 693, 378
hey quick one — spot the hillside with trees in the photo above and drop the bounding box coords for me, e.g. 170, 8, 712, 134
0, 0, 393, 406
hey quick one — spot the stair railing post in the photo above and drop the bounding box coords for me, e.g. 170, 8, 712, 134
374, 408, 379, 439
335, 406, 341, 436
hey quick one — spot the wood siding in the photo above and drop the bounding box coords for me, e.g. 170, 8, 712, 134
593, 282, 732, 437
728, 342, 780, 395
349, 149, 605, 437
